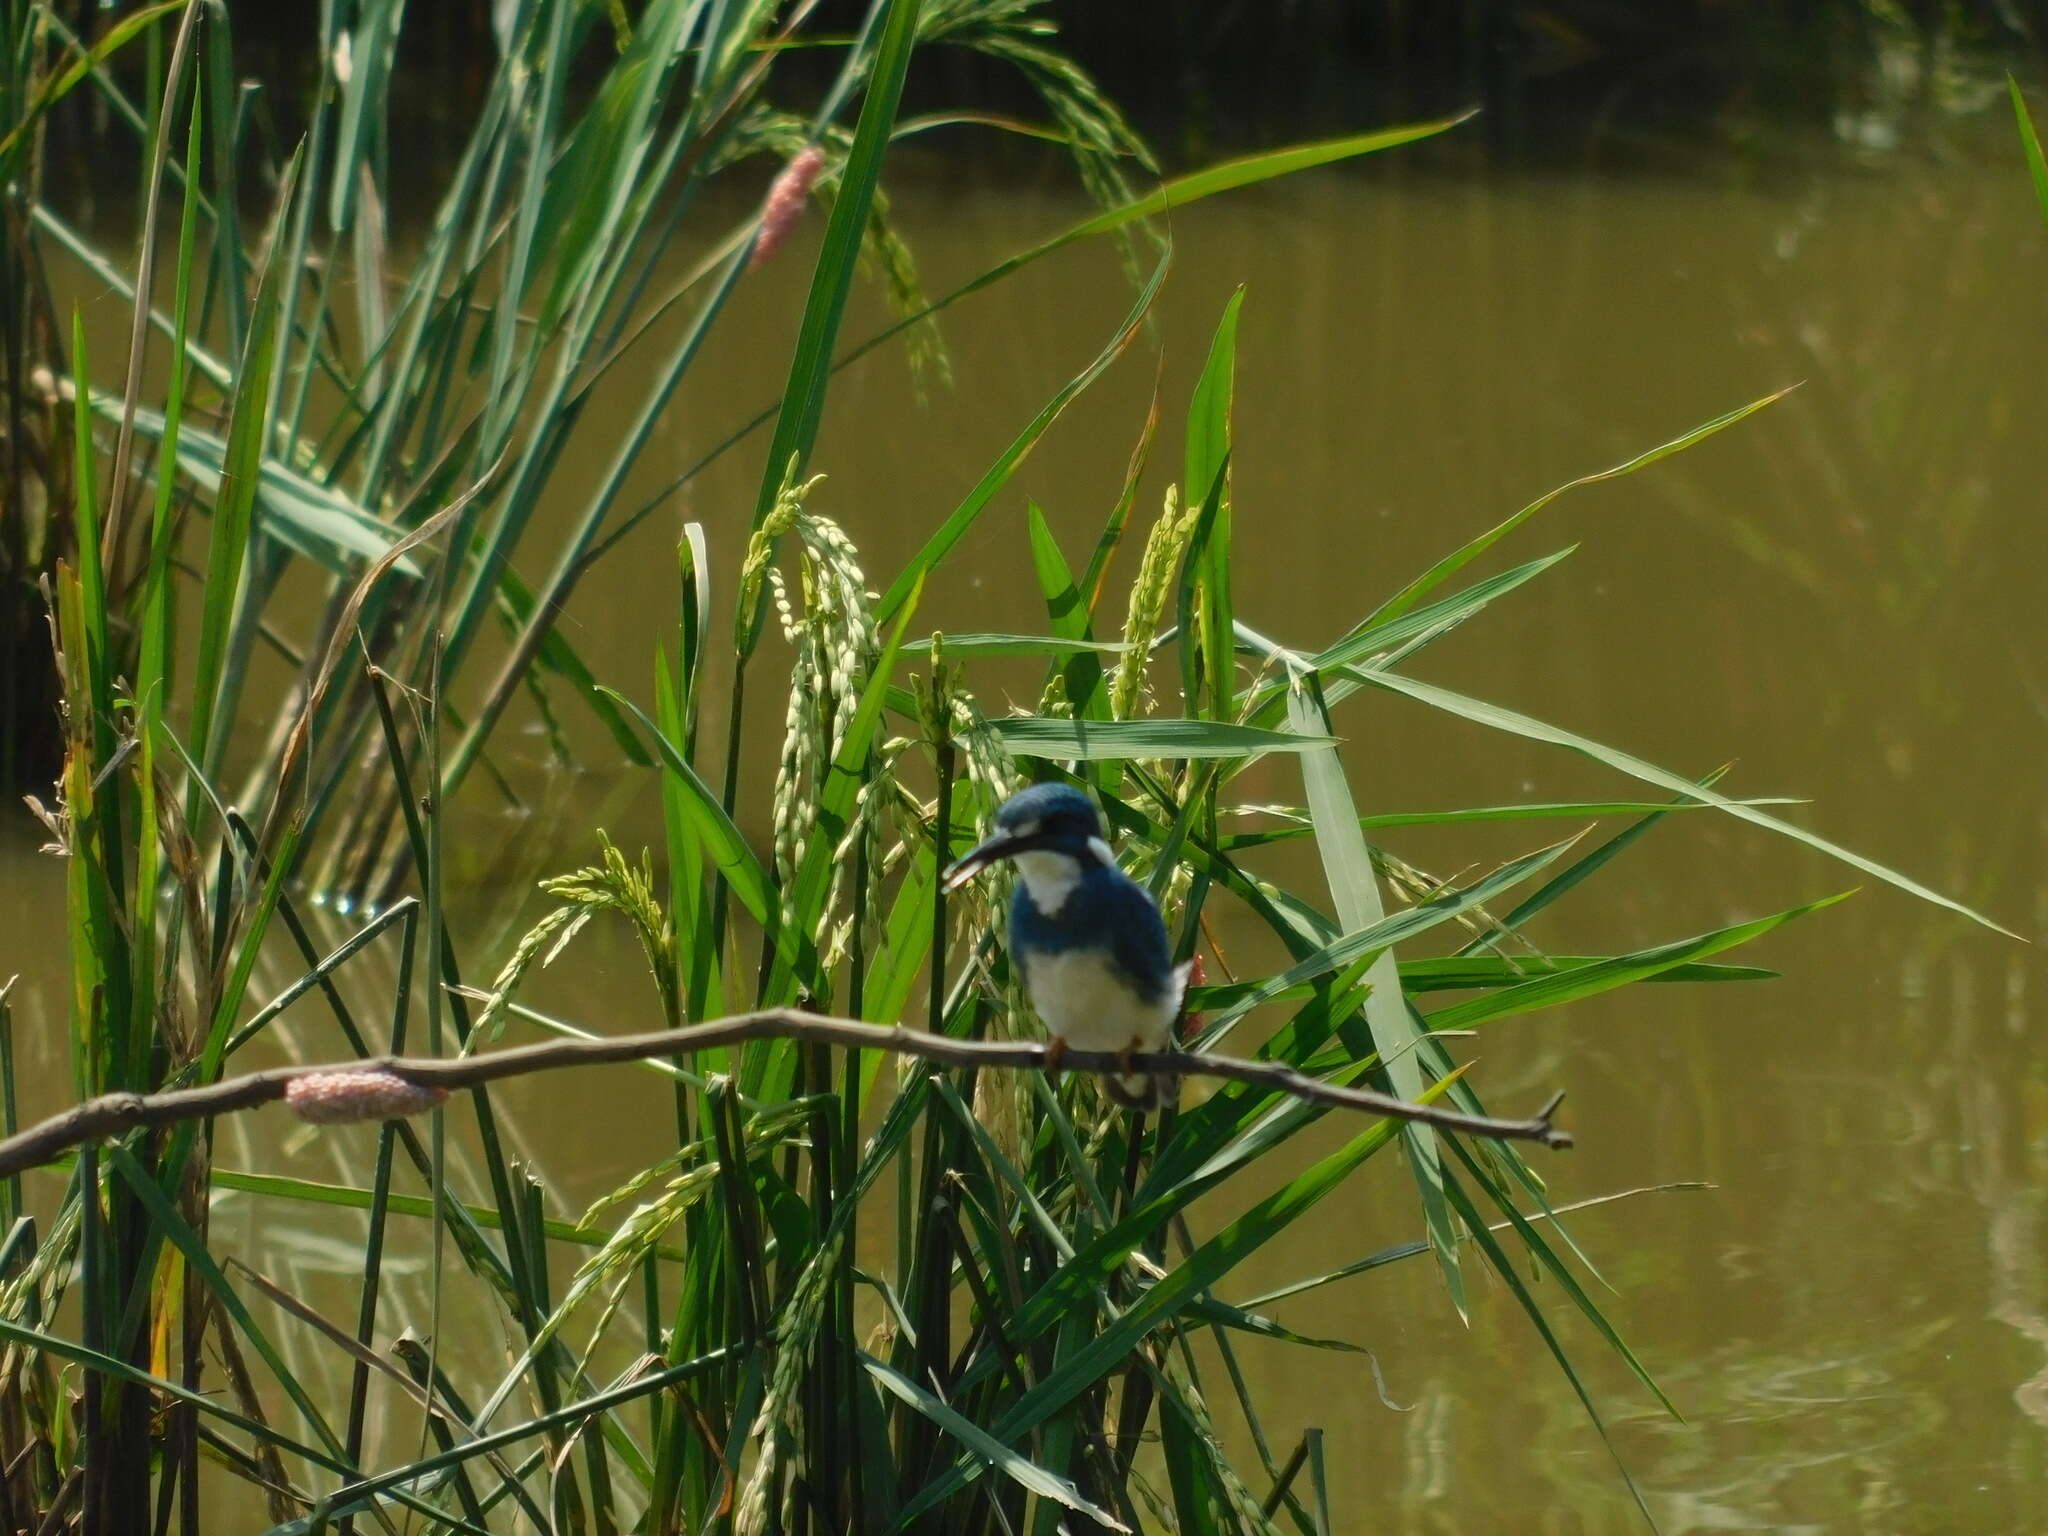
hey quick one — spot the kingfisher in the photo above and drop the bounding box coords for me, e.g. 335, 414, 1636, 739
942, 783, 1188, 1110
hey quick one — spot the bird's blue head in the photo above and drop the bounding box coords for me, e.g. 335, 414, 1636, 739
941, 783, 1112, 893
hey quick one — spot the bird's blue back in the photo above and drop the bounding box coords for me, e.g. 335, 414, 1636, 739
1009, 861, 1175, 1007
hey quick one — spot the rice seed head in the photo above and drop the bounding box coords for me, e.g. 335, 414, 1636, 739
542, 836, 678, 1019
1111, 482, 1197, 721
736, 460, 826, 653
475, 905, 591, 1043
761, 495, 885, 959
733, 1231, 844, 1536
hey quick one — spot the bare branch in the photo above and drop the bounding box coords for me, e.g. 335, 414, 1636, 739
0, 1008, 1571, 1178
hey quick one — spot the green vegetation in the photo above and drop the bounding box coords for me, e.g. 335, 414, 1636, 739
0, 2, 2006, 1532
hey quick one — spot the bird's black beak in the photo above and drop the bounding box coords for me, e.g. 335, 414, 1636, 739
941, 830, 1051, 892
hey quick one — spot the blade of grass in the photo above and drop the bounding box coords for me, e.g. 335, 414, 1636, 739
863, 1354, 1128, 1531
1440, 1165, 1656, 1528
985, 716, 1331, 761
590, 119, 1467, 574
1186, 289, 1241, 723
871, 248, 1166, 625
1218, 795, 1801, 846
1284, 668, 1460, 1310
1361, 388, 1794, 630
1430, 894, 1848, 1032
742, 0, 920, 543
2010, 74, 2048, 224
1024, 502, 1110, 720
1454, 768, 1742, 957
104, 1147, 358, 1472
187, 151, 296, 780
1397, 956, 1776, 992
1358, 666, 2010, 933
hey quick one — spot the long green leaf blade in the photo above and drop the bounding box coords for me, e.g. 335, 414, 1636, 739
1428, 894, 1848, 1032
863, 1355, 1128, 1530
985, 716, 1331, 762
1285, 669, 1460, 1308
1359, 666, 2011, 933
873, 250, 1166, 624
2011, 74, 2048, 224
1362, 388, 1794, 630
746, 0, 920, 537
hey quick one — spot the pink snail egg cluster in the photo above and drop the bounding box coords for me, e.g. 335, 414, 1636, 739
750, 145, 826, 269
284, 1069, 449, 1126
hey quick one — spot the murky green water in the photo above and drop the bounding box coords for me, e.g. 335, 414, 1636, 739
7, 108, 2047, 1530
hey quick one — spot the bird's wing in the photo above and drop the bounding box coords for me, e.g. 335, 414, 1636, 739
1102, 874, 1176, 1003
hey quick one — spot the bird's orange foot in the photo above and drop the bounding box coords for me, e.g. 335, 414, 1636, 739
1043, 1036, 1067, 1086
1119, 1037, 1144, 1077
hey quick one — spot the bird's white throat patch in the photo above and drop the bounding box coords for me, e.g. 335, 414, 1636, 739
1012, 849, 1082, 915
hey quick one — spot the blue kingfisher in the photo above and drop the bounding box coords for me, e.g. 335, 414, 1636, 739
943, 783, 1187, 1110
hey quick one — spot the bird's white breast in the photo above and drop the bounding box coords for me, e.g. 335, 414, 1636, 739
1021, 946, 1180, 1055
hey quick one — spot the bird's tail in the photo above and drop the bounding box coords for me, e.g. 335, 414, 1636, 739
1103, 1070, 1164, 1112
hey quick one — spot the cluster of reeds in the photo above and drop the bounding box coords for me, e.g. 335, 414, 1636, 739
0, 1, 2012, 1531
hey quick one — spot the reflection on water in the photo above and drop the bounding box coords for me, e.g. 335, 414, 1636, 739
9, 100, 2048, 1528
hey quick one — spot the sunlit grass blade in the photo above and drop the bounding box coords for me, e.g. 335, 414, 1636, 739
1238, 547, 1580, 728
1358, 665, 2011, 933
863, 1354, 1129, 1530
603, 688, 783, 938
1397, 956, 1776, 992
1187, 289, 1241, 723
1185, 957, 1765, 1014
187, 150, 296, 780
1218, 793, 1804, 847
1361, 388, 1796, 630
587, 117, 1473, 572
854, 116, 1475, 387
134, 72, 203, 754
984, 716, 1331, 761
872, 249, 1167, 624
92, 400, 418, 572
937, 633, 1130, 657
1243, 1183, 1712, 1313
2011, 74, 2048, 225
207, 1167, 685, 1258
744, 0, 919, 540
1454, 766, 1739, 957
1284, 668, 1459, 1307
1428, 894, 1848, 1032
1311, 547, 1575, 684
1025, 502, 1111, 719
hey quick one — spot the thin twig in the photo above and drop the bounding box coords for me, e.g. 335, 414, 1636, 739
0, 1009, 1571, 1179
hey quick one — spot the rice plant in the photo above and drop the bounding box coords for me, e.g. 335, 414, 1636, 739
0, 2, 2012, 1532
